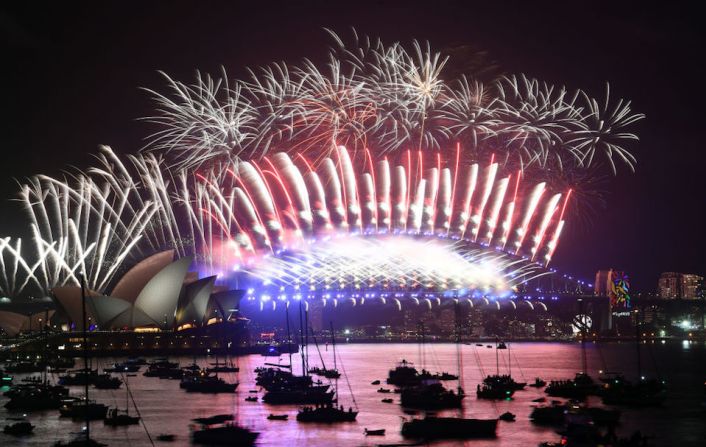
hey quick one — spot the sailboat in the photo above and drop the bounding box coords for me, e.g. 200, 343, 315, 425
545, 301, 599, 399
296, 322, 358, 423
477, 339, 525, 400
261, 303, 333, 405
104, 373, 140, 426
54, 274, 108, 447
4, 320, 69, 411
307, 325, 340, 379
402, 304, 497, 440
398, 321, 465, 409
191, 414, 258, 446
206, 357, 239, 373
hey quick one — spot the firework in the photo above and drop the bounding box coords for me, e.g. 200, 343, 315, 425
0, 31, 642, 302
142, 31, 643, 175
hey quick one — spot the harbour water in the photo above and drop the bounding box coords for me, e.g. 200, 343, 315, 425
2, 341, 705, 446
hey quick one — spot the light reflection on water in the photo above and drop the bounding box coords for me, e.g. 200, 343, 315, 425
2, 341, 705, 446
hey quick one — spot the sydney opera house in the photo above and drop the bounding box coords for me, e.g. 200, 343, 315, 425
0, 249, 241, 337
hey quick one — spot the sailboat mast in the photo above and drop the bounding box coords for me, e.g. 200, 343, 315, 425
125, 373, 129, 415
635, 306, 642, 380
310, 328, 327, 371
80, 273, 90, 442
285, 304, 293, 370
43, 307, 48, 385
298, 300, 306, 376
330, 321, 337, 371
495, 338, 499, 376
455, 302, 463, 394
508, 343, 511, 377
304, 307, 309, 374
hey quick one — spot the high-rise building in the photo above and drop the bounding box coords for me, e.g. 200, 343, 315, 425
657, 272, 704, 299
681, 274, 704, 299
658, 272, 680, 299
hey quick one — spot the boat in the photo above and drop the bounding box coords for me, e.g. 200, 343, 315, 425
307, 366, 341, 379
148, 358, 178, 369
296, 404, 358, 422
182, 363, 201, 372
4, 383, 67, 410
477, 341, 525, 400
530, 377, 547, 388
387, 359, 422, 387
378, 387, 391, 393
532, 397, 547, 403
267, 414, 288, 420
307, 325, 341, 379
545, 372, 598, 399
245, 396, 258, 402
104, 373, 140, 427
191, 415, 259, 446
499, 411, 516, 422
143, 364, 183, 379
364, 428, 385, 436
371, 380, 381, 385
180, 371, 238, 393
206, 359, 239, 373
401, 416, 497, 439
93, 374, 122, 389
400, 382, 464, 409
4, 361, 44, 374
428, 371, 458, 381
476, 382, 515, 400
59, 399, 109, 420
476, 343, 483, 346
59, 369, 99, 386
483, 374, 527, 391
103, 363, 139, 373
255, 367, 313, 390
104, 408, 139, 426
530, 402, 568, 425
1, 370, 13, 384
46, 357, 76, 370
263, 385, 333, 404
601, 376, 666, 407
156, 434, 175, 442
381, 398, 393, 403
3, 420, 35, 435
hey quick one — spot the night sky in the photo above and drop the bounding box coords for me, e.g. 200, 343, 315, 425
1, 1, 704, 292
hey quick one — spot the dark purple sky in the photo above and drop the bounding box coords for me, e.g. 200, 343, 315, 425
1, 0, 704, 291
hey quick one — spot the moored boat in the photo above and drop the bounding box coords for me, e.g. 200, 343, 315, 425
401, 416, 497, 439
296, 404, 357, 423
364, 428, 385, 436
3, 419, 34, 435
191, 415, 258, 446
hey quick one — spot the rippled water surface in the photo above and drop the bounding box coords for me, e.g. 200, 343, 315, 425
2, 341, 706, 446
